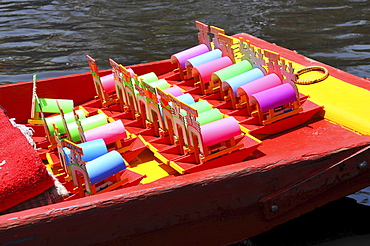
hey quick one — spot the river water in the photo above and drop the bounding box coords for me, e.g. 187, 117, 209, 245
0, 0, 369, 84
1, 0, 370, 245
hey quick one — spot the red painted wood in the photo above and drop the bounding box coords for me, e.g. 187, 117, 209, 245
1, 146, 369, 245
260, 145, 370, 220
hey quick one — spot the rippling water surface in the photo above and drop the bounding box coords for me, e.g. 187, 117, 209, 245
0, 0, 369, 84
1, 0, 370, 245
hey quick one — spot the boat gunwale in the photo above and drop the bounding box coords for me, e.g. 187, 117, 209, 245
1, 140, 370, 245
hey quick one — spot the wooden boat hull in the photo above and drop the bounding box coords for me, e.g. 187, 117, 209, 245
1, 139, 369, 245
1, 29, 370, 246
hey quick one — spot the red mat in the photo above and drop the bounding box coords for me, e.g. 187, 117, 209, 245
0, 107, 54, 212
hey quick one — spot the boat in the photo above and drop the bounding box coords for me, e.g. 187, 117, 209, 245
1, 21, 370, 245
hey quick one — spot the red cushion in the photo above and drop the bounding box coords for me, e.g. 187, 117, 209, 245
0, 108, 54, 212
